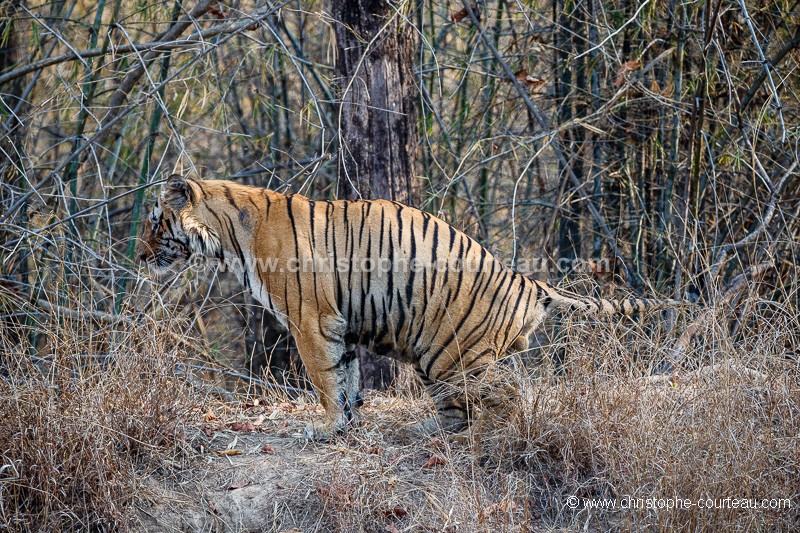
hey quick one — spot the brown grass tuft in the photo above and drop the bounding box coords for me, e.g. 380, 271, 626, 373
0, 309, 198, 531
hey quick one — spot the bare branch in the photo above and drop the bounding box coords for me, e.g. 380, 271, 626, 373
736, 0, 787, 142
460, 1, 635, 284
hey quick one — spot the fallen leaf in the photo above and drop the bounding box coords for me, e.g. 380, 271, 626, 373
208, 500, 221, 516
514, 69, 546, 87
479, 500, 517, 522
216, 449, 243, 456
422, 454, 447, 469
383, 507, 408, 518
204, 411, 218, 422
478, 502, 499, 523
260, 443, 275, 454
227, 481, 251, 490
499, 499, 517, 513
229, 421, 255, 432
202, 426, 213, 437
253, 414, 266, 426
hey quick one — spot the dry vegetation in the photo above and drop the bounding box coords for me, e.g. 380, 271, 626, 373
2, 0, 800, 530
129, 307, 799, 531
0, 308, 198, 530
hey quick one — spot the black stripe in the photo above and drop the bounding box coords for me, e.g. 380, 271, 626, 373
223, 184, 239, 211
345, 202, 356, 326
454, 271, 512, 355
500, 279, 527, 349
223, 212, 247, 285
308, 201, 320, 310
187, 177, 204, 201
406, 214, 417, 305
429, 219, 440, 297
247, 196, 259, 212
286, 195, 303, 318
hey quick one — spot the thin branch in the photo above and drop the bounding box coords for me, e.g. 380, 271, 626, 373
663, 262, 774, 371
461, 1, 634, 284
740, 25, 800, 113
0, 15, 282, 86
736, 0, 787, 142
708, 158, 796, 280
574, 0, 653, 60
0, 1, 287, 225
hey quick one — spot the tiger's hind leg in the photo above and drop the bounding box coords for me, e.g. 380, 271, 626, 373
339, 343, 362, 425
412, 364, 473, 435
466, 364, 521, 444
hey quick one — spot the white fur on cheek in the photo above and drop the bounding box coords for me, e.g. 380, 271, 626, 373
183, 218, 221, 257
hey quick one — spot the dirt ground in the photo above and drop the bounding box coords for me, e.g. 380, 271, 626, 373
130, 393, 497, 533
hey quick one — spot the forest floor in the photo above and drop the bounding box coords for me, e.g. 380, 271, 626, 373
131, 392, 502, 532
4, 318, 796, 531
129, 357, 799, 532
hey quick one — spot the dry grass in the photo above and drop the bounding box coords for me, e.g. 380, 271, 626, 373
119, 300, 799, 532
0, 305, 200, 531
299, 307, 798, 531
1, 266, 797, 531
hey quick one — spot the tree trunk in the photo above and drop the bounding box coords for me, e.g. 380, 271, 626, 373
332, 0, 420, 389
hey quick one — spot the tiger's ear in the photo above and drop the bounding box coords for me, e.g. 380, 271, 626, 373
163, 174, 193, 210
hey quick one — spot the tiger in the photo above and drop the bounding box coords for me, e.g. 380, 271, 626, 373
138, 174, 684, 441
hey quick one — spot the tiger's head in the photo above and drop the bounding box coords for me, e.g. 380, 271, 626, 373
137, 174, 222, 272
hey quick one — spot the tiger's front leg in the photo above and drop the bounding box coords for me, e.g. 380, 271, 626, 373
294, 326, 360, 442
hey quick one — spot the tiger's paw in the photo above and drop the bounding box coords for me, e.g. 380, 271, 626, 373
302, 420, 344, 442
302, 413, 354, 442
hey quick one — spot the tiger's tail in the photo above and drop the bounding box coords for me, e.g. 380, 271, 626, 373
539, 281, 685, 316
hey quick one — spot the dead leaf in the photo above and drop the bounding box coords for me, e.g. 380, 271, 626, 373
203, 411, 218, 422
208, 500, 221, 516
383, 507, 408, 518
499, 499, 517, 513
422, 454, 447, 469
216, 449, 243, 457
478, 502, 499, 523
478, 499, 517, 522
229, 421, 255, 432
451, 4, 478, 24
202, 426, 213, 437
614, 60, 642, 88
253, 414, 266, 426
514, 69, 546, 88
260, 443, 275, 454
227, 481, 251, 490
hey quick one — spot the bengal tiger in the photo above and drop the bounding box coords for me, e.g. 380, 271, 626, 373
138, 175, 683, 441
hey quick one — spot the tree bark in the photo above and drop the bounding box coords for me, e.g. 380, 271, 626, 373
332, 0, 420, 389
